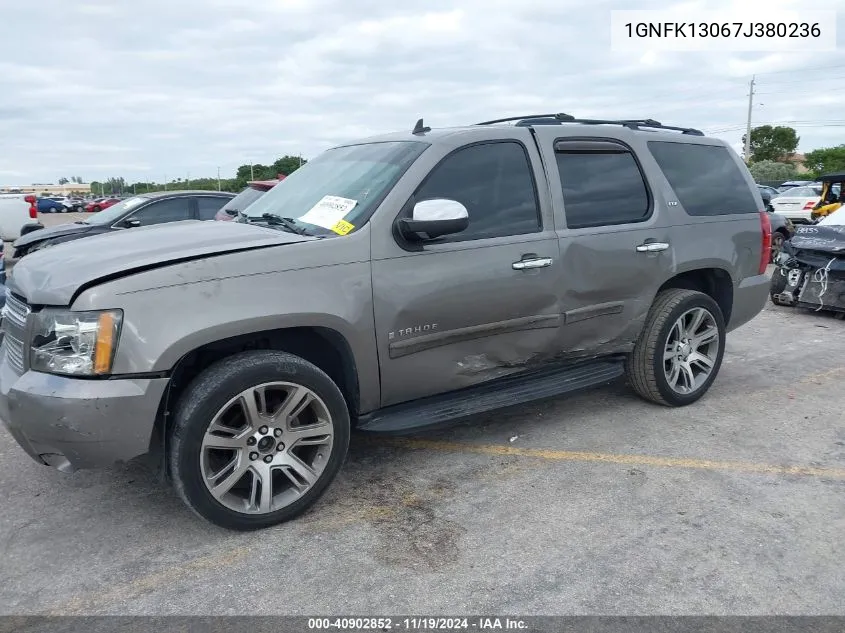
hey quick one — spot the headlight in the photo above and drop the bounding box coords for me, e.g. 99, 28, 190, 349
30, 309, 122, 376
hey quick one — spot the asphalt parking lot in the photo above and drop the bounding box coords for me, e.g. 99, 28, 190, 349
1, 217, 844, 615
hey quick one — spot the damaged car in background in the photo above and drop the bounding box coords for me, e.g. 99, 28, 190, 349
770, 206, 845, 316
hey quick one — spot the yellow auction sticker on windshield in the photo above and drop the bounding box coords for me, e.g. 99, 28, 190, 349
331, 219, 355, 235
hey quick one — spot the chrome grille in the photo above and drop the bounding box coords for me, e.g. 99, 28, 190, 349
1, 288, 30, 374
3, 291, 30, 329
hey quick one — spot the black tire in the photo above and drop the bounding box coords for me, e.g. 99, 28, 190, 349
92, 206, 101, 212
769, 267, 789, 305
169, 350, 350, 531
49, 206, 58, 214
625, 289, 726, 407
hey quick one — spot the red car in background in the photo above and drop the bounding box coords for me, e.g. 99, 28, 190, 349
214, 175, 285, 221
85, 197, 121, 212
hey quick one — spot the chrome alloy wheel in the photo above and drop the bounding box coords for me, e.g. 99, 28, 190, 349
663, 307, 719, 394
200, 382, 334, 514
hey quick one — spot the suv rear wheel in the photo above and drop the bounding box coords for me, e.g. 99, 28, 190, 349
626, 289, 726, 407
169, 350, 350, 530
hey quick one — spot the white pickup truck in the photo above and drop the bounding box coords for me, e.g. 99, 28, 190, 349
0, 193, 41, 242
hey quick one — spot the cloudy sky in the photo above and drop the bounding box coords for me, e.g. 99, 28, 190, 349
1, 0, 843, 185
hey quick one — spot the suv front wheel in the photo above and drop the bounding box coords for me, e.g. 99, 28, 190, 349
626, 289, 726, 407
169, 350, 350, 530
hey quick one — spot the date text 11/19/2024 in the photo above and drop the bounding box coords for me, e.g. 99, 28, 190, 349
307, 617, 529, 631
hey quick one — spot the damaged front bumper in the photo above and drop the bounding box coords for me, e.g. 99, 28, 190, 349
773, 249, 845, 312
0, 359, 168, 472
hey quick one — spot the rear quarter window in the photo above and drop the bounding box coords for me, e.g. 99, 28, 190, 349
648, 141, 759, 216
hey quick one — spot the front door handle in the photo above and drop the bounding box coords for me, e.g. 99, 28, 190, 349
513, 257, 553, 270
636, 242, 670, 253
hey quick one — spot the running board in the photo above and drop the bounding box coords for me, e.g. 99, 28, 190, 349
356, 358, 625, 434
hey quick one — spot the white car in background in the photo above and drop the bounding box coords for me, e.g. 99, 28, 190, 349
769, 185, 822, 224
0, 193, 41, 241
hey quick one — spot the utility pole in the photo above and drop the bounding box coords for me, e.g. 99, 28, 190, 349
217, 167, 221, 191
744, 75, 755, 164
164, 174, 167, 191
186, 171, 190, 188
250, 164, 254, 180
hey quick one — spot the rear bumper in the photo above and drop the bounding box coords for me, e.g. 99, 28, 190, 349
0, 360, 169, 472
728, 273, 769, 332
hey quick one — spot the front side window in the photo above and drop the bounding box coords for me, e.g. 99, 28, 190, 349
127, 198, 192, 226
648, 141, 758, 216
555, 141, 650, 229
412, 141, 541, 242
83, 196, 147, 225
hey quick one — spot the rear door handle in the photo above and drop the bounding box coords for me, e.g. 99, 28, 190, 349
636, 242, 670, 253
513, 257, 553, 270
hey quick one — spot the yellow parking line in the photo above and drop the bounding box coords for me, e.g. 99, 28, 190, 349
372, 438, 845, 480
42, 545, 253, 615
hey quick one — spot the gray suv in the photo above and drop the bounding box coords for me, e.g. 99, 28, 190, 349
0, 114, 771, 530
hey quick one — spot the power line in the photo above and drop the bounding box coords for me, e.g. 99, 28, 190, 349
756, 86, 845, 96
707, 123, 845, 134
752, 64, 844, 76
757, 74, 845, 87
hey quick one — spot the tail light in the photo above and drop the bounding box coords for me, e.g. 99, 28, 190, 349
759, 210, 772, 274
803, 201, 817, 210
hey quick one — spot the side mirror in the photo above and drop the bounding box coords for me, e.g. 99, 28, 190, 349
123, 218, 141, 228
397, 199, 469, 241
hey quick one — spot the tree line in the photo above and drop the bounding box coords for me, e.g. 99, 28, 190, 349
742, 125, 845, 182
87, 155, 307, 197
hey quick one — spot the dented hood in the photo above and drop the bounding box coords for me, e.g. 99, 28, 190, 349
10, 219, 314, 305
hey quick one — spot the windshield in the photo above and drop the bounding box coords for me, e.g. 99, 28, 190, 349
241, 141, 428, 235
83, 196, 148, 225
221, 186, 269, 216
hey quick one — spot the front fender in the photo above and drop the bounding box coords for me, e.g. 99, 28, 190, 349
75, 260, 380, 413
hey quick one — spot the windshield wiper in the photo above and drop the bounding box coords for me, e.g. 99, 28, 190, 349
258, 213, 310, 235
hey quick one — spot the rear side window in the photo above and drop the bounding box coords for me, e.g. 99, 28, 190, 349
197, 196, 228, 220
413, 141, 541, 242
648, 141, 758, 216
555, 140, 651, 229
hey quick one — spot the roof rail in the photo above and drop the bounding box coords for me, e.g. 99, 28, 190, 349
475, 113, 704, 136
